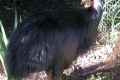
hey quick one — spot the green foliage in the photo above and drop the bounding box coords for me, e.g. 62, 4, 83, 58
0, 0, 2, 2
0, 7, 18, 80
87, 72, 114, 80
0, 20, 9, 78
112, 65, 120, 74
0, 20, 8, 47
98, 0, 120, 46
87, 75, 97, 80
14, 8, 18, 29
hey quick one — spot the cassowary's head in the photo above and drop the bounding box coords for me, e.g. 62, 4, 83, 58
93, 0, 102, 10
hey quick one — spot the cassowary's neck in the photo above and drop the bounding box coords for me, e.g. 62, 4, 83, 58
93, 0, 102, 10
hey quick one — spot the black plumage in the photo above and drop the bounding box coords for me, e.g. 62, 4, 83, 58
6, 0, 102, 80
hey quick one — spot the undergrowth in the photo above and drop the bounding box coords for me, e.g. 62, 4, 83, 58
0, 8, 18, 80
87, 72, 114, 80
98, 0, 120, 46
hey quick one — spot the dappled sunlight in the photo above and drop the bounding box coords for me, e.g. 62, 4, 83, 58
62, 37, 120, 79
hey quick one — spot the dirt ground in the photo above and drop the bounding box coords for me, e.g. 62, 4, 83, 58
0, 44, 120, 80
0, 0, 120, 80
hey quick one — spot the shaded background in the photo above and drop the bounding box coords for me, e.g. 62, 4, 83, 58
0, 0, 86, 38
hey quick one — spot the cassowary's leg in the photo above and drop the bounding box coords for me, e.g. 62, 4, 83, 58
52, 62, 65, 80
53, 76, 62, 80
46, 69, 53, 80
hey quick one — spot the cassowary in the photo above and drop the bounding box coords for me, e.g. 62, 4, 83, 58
6, 0, 102, 80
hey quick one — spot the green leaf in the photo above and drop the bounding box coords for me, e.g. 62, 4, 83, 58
0, 20, 8, 47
